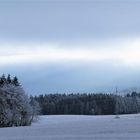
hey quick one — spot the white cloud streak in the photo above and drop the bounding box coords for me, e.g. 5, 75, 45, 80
0, 38, 140, 66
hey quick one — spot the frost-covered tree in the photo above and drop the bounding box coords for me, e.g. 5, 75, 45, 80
0, 75, 39, 127
29, 96, 40, 123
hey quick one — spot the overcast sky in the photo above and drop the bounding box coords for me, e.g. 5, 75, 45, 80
0, 0, 140, 95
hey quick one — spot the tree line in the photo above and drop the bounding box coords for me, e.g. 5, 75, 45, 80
1, 74, 140, 127
33, 92, 140, 115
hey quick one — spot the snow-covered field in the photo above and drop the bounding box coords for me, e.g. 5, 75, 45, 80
0, 114, 140, 140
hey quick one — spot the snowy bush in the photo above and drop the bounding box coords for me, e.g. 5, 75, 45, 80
0, 74, 39, 127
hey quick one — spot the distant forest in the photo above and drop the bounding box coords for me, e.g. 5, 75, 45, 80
33, 92, 140, 115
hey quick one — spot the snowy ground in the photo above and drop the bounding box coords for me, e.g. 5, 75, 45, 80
0, 114, 140, 140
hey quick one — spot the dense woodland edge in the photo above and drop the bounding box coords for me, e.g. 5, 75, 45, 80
33, 92, 140, 115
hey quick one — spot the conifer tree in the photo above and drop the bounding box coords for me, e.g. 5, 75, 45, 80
0, 74, 6, 85
7, 74, 11, 84
12, 76, 20, 86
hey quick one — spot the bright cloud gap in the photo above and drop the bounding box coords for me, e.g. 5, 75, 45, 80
0, 38, 140, 66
